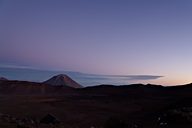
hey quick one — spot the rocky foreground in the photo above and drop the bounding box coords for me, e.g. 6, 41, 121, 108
1, 76, 192, 128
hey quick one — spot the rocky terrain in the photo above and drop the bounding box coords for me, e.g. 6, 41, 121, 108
0, 75, 192, 128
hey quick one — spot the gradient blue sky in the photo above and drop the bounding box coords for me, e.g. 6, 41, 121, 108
0, 0, 192, 85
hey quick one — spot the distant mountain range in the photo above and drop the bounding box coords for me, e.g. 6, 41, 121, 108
0, 74, 82, 95
0, 74, 191, 95
0, 67, 162, 86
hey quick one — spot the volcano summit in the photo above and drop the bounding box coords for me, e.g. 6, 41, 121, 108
43, 74, 83, 88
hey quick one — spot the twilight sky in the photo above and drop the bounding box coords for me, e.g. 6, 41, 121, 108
0, 0, 192, 85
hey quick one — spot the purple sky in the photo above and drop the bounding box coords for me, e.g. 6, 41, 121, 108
0, 0, 192, 85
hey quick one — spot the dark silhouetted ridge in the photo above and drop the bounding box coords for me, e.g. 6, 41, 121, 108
0, 80, 75, 95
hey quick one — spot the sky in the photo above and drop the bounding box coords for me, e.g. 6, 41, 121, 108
0, 0, 192, 85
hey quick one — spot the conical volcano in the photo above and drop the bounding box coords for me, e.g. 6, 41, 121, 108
0, 77, 8, 81
43, 74, 83, 88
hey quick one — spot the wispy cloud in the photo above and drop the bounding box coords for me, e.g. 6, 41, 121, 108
121, 75, 163, 80
87, 74, 163, 80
